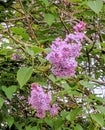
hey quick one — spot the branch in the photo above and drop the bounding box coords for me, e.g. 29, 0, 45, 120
59, 16, 70, 34
84, 35, 94, 44
90, 79, 105, 85
18, 0, 40, 46
4, 17, 29, 22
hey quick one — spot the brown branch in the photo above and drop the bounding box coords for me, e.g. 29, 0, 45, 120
59, 16, 70, 34
90, 79, 105, 85
84, 35, 94, 44
4, 17, 29, 22
18, 0, 40, 45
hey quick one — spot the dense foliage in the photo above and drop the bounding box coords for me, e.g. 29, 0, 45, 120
0, 0, 105, 130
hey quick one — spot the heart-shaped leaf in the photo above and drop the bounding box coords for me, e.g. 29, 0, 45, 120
17, 67, 33, 88
44, 13, 55, 26
87, 0, 103, 14
2, 86, 17, 100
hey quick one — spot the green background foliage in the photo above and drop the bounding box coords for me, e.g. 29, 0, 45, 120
0, 0, 105, 129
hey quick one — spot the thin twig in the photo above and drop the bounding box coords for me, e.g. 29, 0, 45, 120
90, 79, 105, 85
18, 0, 40, 45
59, 16, 70, 34
84, 35, 94, 44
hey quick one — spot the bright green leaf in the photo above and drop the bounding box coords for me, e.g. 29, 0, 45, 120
11, 27, 29, 40
96, 106, 105, 115
87, 0, 103, 14
91, 113, 104, 127
2, 86, 17, 100
0, 97, 4, 109
32, 46, 44, 55
17, 67, 33, 88
44, 13, 55, 26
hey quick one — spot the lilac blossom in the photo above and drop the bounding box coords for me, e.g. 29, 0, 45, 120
28, 83, 59, 118
50, 104, 59, 117
46, 22, 86, 77
73, 21, 86, 32
46, 35, 82, 77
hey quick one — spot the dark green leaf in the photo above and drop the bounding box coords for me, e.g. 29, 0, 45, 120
0, 97, 4, 108
5, 116, 14, 128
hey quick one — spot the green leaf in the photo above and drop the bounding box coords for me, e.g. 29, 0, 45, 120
2, 86, 17, 100
61, 111, 70, 119
74, 124, 83, 130
0, 97, 4, 108
42, 0, 49, 6
48, 74, 56, 83
11, 27, 29, 40
91, 113, 104, 127
44, 13, 55, 26
17, 67, 33, 88
54, 118, 64, 129
26, 126, 37, 130
32, 46, 44, 55
96, 106, 105, 115
80, 81, 94, 89
45, 118, 53, 127
14, 123, 22, 130
87, 0, 103, 14
5, 116, 14, 128
26, 47, 34, 56
66, 108, 82, 122
38, 57, 46, 63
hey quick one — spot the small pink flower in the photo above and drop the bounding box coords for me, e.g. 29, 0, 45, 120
31, 83, 43, 92
35, 109, 46, 118
73, 21, 86, 32
50, 104, 59, 117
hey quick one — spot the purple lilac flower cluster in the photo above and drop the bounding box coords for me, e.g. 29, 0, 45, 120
46, 21, 86, 77
73, 21, 86, 32
28, 83, 59, 118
